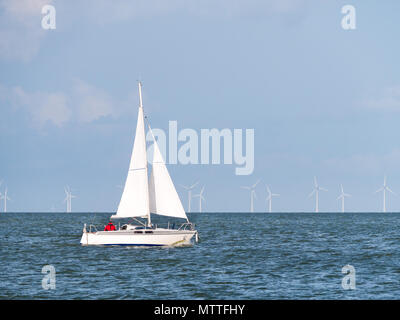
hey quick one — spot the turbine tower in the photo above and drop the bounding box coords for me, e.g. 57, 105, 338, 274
193, 186, 205, 213
375, 175, 395, 212
241, 179, 260, 212
64, 186, 76, 213
337, 184, 351, 213
0, 187, 11, 212
180, 181, 199, 213
265, 185, 279, 213
308, 176, 328, 213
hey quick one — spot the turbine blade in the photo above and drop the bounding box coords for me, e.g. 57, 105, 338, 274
375, 187, 383, 193
308, 190, 316, 198
190, 181, 199, 189
386, 187, 396, 195
252, 179, 261, 188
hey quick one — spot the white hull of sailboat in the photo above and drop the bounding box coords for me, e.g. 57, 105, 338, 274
80, 229, 197, 247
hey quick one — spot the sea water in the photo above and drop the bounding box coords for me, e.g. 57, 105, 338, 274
1, 212, 400, 299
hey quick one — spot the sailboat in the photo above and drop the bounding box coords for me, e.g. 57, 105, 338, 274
80, 82, 198, 246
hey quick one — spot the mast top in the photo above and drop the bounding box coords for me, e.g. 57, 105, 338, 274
138, 81, 143, 109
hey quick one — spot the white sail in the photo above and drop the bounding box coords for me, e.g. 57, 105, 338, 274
112, 84, 149, 219
149, 129, 188, 221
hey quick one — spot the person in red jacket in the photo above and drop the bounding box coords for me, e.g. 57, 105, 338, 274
104, 220, 116, 231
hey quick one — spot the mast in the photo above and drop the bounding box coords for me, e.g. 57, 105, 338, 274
138, 82, 151, 226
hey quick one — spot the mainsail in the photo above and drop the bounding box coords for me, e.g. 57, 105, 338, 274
112, 83, 150, 219
148, 129, 188, 221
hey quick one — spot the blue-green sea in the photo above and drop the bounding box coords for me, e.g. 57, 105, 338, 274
1, 212, 400, 299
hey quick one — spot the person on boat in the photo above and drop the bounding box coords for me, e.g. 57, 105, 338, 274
104, 221, 116, 231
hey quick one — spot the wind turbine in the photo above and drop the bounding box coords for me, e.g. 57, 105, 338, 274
193, 186, 205, 213
1, 187, 11, 212
265, 185, 279, 213
64, 187, 71, 212
241, 179, 260, 212
180, 181, 199, 213
308, 176, 328, 213
337, 184, 351, 213
64, 186, 76, 213
375, 175, 395, 213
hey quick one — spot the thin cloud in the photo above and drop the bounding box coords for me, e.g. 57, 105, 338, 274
0, 84, 70, 127
0, 0, 53, 61
66, 0, 310, 23
0, 80, 137, 128
72, 79, 115, 123
363, 85, 400, 111
0, 0, 308, 61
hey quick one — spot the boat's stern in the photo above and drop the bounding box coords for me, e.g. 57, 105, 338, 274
80, 224, 88, 245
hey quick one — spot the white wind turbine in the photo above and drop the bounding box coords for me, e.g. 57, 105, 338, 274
64, 186, 76, 213
265, 185, 279, 213
241, 179, 260, 213
193, 186, 205, 213
180, 181, 199, 213
0, 187, 11, 212
375, 175, 395, 213
308, 176, 328, 213
337, 184, 351, 213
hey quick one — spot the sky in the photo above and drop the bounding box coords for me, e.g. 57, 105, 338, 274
1, 0, 400, 213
